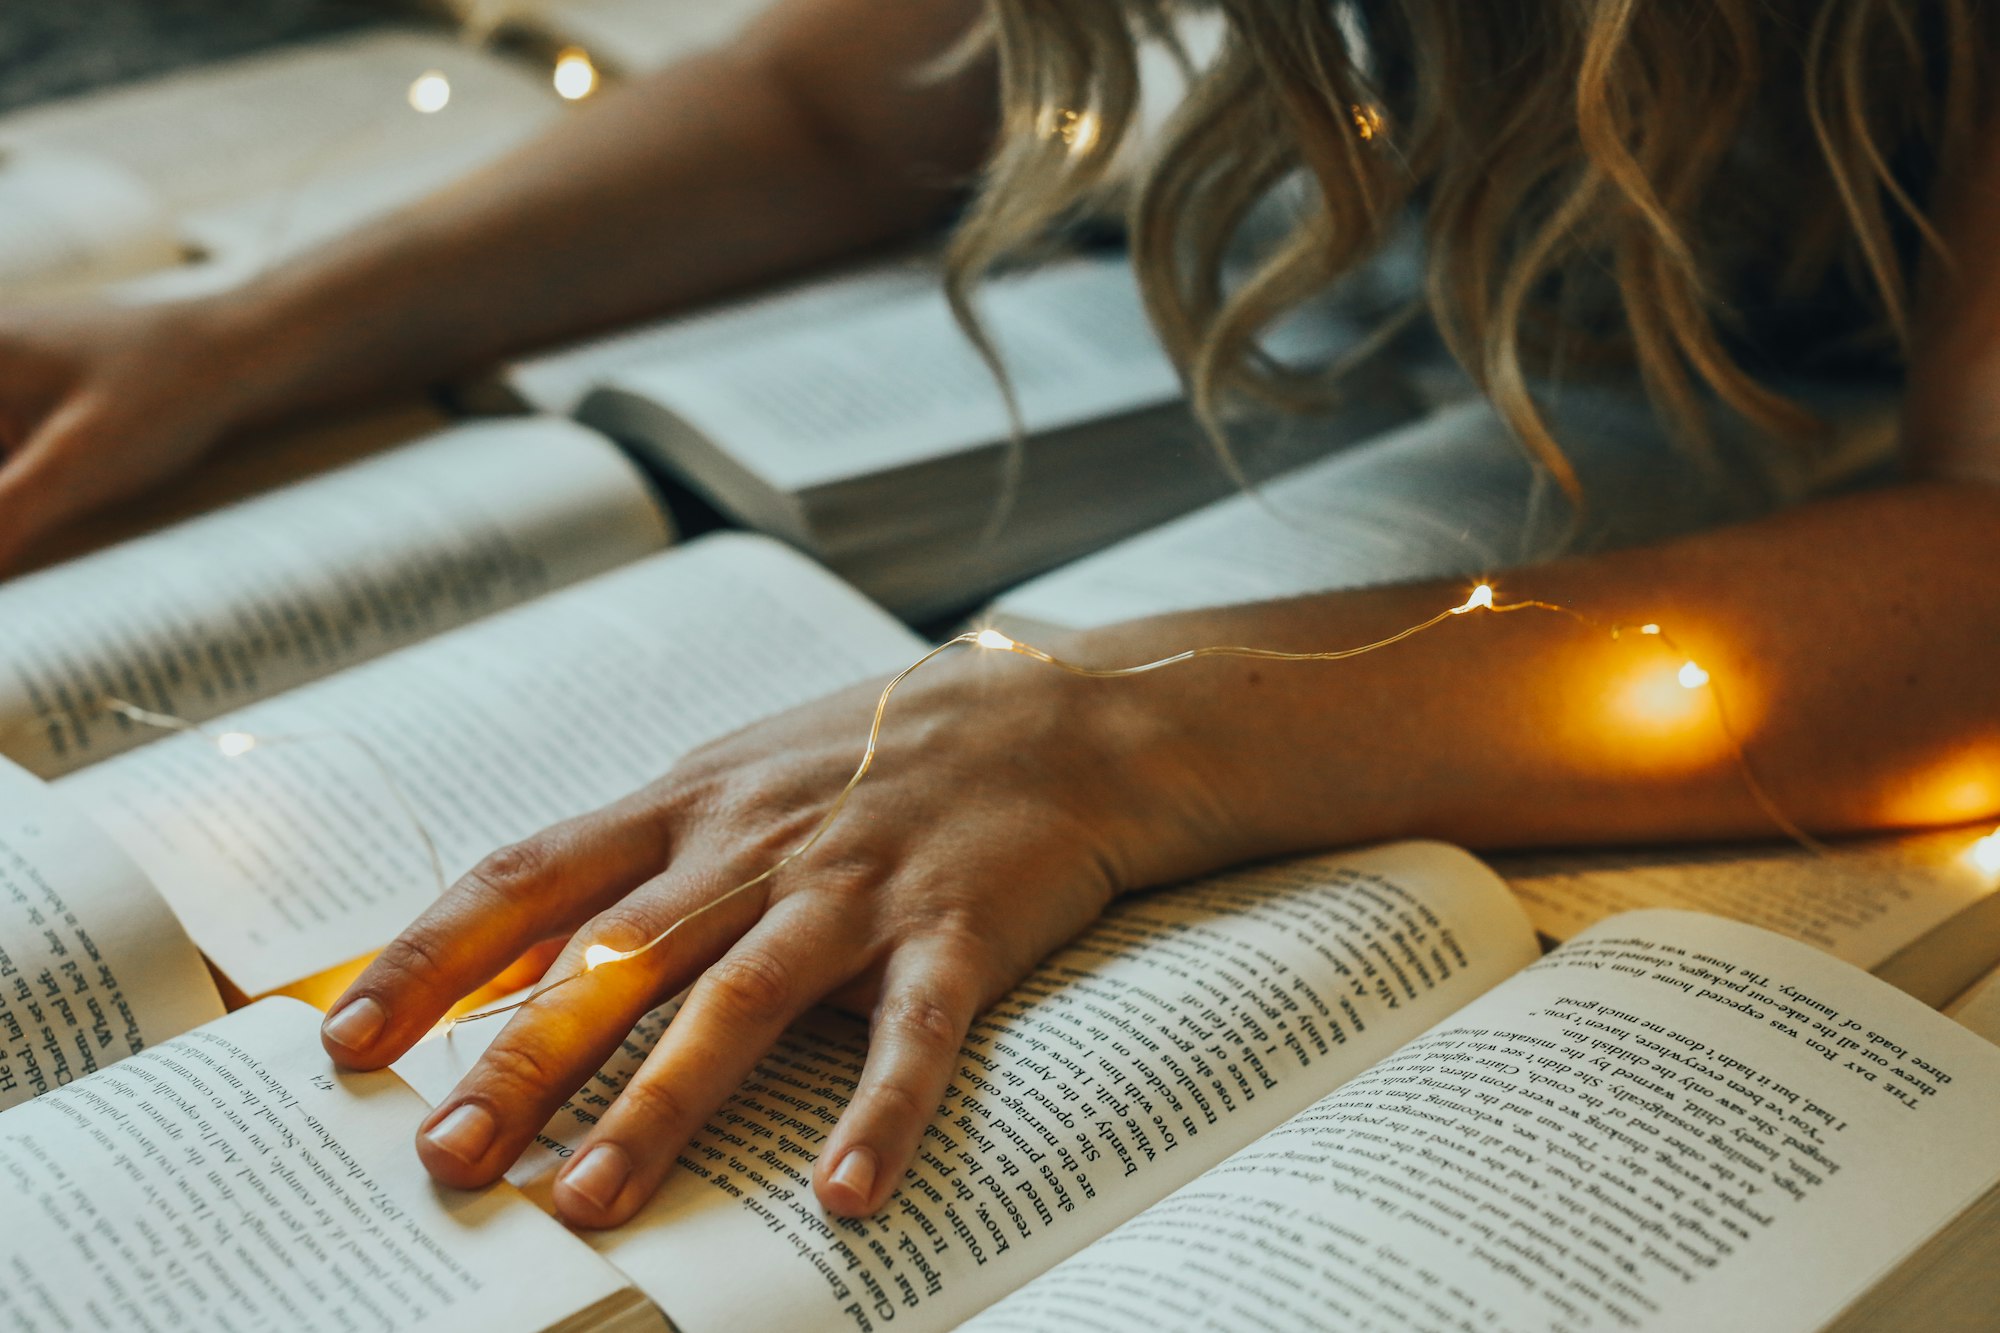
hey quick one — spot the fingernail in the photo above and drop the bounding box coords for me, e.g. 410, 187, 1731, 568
561, 1143, 633, 1214
322, 996, 387, 1052
830, 1147, 877, 1207
424, 1103, 496, 1165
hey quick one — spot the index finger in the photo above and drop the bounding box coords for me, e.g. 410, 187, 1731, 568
320, 798, 674, 1067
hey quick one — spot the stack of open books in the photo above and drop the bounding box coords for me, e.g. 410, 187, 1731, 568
0, 400, 1993, 1329
2, 17, 1995, 1330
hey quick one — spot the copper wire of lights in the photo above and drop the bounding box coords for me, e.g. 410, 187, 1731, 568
447, 582, 1817, 1029
97, 696, 450, 895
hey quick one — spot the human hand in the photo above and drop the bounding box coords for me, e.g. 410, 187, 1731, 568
0, 300, 273, 569
318, 647, 1243, 1226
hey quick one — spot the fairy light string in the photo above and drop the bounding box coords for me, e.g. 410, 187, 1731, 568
448, 580, 1818, 1029
96, 695, 450, 896
19, 578, 1916, 1034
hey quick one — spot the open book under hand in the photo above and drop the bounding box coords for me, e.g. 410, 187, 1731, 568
3, 836, 1997, 1332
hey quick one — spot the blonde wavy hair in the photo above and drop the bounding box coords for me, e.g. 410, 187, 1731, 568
944, 1, 1989, 494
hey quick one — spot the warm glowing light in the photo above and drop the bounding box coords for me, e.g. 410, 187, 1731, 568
408, 71, 452, 114
216, 731, 257, 758
583, 944, 624, 971
1611, 658, 1725, 747
1045, 107, 1100, 153
552, 47, 599, 101
1640, 624, 1661, 636
1677, 660, 1711, 690
1970, 831, 2000, 877
1451, 584, 1495, 615
975, 629, 1016, 652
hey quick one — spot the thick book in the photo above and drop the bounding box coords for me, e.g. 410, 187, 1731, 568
0, 30, 559, 301
565, 253, 1418, 619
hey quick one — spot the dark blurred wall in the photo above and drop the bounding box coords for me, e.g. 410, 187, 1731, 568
0, 0, 430, 112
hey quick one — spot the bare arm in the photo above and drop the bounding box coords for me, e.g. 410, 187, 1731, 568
219, 0, 995, 415
0, 0, 991, 563
316, 119, 2000, 1232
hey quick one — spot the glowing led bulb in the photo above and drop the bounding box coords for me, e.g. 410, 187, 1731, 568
552, 47, 599, 101
216, 731, 257, 758
1640, 624, 1662, 636
975, 629, 1016, 652
582, 944, 624, 970
1970, 831, 2000, 876
1039, 107, 1100, 153
1451, 584, 1495, 615
408, 70, 452, 114
1677, 660, 1710, 690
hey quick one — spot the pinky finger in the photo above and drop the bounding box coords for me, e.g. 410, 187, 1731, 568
815, 945, 981, 1217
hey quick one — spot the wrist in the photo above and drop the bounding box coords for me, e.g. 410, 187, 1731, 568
1031, 601, 1464, 873
1023, 624, 1313, 891
179, 290, 328, 431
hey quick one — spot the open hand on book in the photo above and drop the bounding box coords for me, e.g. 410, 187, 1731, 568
317, 647, 1243, 1226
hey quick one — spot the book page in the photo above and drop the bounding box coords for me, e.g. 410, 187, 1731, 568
989, 386, 1890, 634
0, 417, 669, 779
5, 31, 555, 216
496, 257, 938, 416
971, 910, 2000, 1333
467, 0, 773, 72
600, 255, 1184, 492
0, 997, 646, 1332
1504, 828, 1999, 977
57, 535, 923, 996
12, 399, 450, 575
0, 145, 184, 298
0, 757, 221, 1114
399, 842, 1542, 1332
992, 403, 1531, 632
1945, 959, 2000, 1046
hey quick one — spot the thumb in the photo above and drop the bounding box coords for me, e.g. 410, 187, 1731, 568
0, 397, 118, 573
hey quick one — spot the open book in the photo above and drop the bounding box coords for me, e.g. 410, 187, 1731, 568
0, 30, 559, 301
8, 820, 1994, 1330
428, 0, 773, 75
566, 253, 1417, 619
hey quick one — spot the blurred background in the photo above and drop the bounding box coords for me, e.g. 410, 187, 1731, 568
0, 0, 416, 112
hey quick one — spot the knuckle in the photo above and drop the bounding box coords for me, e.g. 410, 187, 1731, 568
371, 929, 455, 992
460, 836, 558, 905
697, 947, 795, 1027
875, 993, 963, 1053
474, 1040, 561, 1102
861, 1078, 931, 1127
613, 1074, 693, 1131
582, 906, 651, 952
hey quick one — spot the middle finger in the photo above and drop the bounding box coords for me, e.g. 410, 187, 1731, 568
551, 890, 869, 1227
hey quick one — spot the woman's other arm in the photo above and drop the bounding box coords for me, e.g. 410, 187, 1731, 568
0, 0, 991, 565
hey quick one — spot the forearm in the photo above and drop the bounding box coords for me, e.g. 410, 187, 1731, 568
1053, 478, 2000, 868
201, 0, 992, 423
